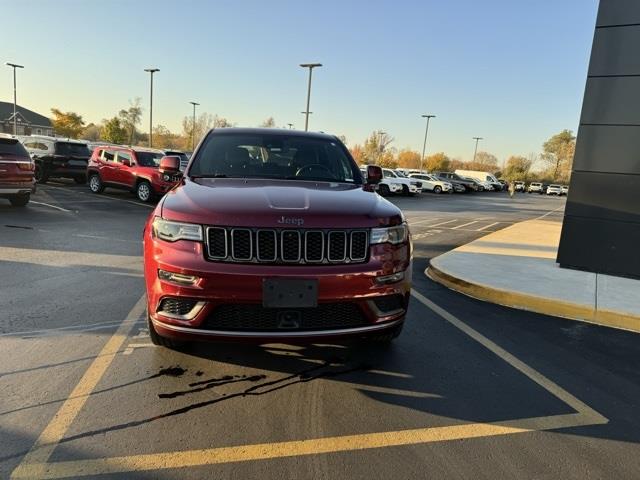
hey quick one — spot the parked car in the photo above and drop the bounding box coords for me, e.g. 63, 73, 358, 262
514, 181, 525, 192
497, 179, 509, 191
408, 173, 452, 193
383, 169, 422, 195
163, 149, 190, 172
528, 182, 543, 193
561, 185, 569, 195
87, 146, 183, 202
145, 128, 411, 348
455, 169, 501, 191
361, 167, 402, 196
433, 172, 477, 192
546, 184, 562, 196
462, 176, 489, 191
0, 134, 35, 206
20, 135, 91, 184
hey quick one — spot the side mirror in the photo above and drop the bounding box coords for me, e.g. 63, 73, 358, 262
366, 165, 382, 185
159, 155, 180, 173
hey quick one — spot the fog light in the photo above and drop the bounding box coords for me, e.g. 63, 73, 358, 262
375, 271, 404, 285
158, 269, 199, 286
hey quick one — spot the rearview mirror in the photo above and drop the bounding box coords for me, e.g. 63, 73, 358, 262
159, 156, 180, 173
366, 165, 382, 185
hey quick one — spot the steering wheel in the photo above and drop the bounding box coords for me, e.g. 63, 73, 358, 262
295, 164, 333, 178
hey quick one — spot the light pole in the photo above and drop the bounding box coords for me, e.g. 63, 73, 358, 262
287, 123, 294, 129
144, 68, 160, 147
5, 62, 24, 135
299, 63, 322, 131
189, 101, 199, 150
420, 114, 435, 172
472, 137, 483, 163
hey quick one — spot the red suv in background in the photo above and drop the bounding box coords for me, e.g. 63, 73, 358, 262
87, 146, 182, 202
0, 134, 35, 207
144, 128, 412, 349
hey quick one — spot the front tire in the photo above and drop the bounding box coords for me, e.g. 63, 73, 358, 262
9, 194, 29, 207
433, 185, 442, 194
401, 185, 410, 196
136, 181, 154, 203
378, 184, 390, 197
88, 173, 104, 193
35, 164, 49, 184
148, 314, 187, 349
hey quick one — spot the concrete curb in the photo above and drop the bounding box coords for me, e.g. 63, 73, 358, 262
426, 264, 640, 334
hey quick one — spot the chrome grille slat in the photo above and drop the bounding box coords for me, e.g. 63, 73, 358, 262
205, 227, 369, 265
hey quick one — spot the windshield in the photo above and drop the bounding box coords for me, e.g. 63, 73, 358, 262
189, 133, 361, 183
395, 171, 407, 177
136, 151, 164, 167
55, 142, 91, 157
0, 138, 30, 158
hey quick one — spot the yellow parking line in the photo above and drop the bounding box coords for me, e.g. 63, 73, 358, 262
11, 290, 607, 479
410, 289, 607, 422
11, 414, 595, 479
10, 295, 146, 480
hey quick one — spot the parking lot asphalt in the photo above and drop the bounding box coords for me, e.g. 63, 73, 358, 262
2, 182, 639, 479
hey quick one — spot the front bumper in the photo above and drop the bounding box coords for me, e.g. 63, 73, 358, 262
144, 232, 412, 342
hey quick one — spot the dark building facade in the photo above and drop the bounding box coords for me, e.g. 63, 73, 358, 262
0, 101, 54, 136
557, 0, 640, 279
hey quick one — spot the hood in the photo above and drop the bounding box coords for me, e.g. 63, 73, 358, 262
160, 178, 403, 228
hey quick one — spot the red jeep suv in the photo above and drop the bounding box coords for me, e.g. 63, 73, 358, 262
0, 134, 35, 207
87, 146, 182, 202
143, 128, 412, 348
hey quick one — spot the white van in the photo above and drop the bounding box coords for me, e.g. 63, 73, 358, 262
455, 169, 502, 191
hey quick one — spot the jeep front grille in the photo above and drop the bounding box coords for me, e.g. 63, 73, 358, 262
205, 227, 369, 265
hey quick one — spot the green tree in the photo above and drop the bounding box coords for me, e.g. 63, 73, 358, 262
502, 155, 533, 181
50, 108, 85, 138
101, 117, 127, 144
118, 98, 143, 145
542, 129, 576, 182
425, 152, 451, 172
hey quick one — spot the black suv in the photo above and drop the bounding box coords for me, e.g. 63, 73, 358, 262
20, 136, 92, 184
433, 172, 477, 192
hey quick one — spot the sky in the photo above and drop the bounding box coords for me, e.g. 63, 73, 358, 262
1, 0, 598, 161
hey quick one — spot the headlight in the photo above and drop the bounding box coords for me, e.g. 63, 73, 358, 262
162, 174, 171, 181
152, 217, 203, 242
370, 224, 408, 245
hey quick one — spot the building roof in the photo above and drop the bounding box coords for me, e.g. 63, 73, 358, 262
0, 101, 52, 127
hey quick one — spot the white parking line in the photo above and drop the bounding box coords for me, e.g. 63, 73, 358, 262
409, 218, 440, 226
451, 221, 478, 230
30, 201, 72, 213
424, 219, 458, 228
476, 222, 500, 231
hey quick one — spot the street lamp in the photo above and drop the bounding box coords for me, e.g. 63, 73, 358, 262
5, 62, 24, 135
420, 114, 436, 172
299, 63, 322, 131
144, 68, 160, 147
287, 123, 294, 129
189, 101, 199, 150
472, 137, 483, 163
